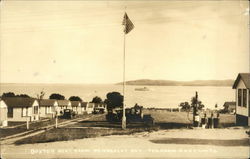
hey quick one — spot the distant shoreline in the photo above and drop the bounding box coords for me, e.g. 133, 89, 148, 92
116, 79, 234, 87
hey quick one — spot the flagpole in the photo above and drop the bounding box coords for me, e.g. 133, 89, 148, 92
122, 11, 127, 130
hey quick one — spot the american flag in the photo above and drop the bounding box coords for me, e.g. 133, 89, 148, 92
122, 12, 134, 34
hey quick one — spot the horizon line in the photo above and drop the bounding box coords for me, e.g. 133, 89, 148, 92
0, 78, 235, 85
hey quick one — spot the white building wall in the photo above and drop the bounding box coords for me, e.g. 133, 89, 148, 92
237, 106, 248, 116
86, 103, 94, 114
8, 108, 27, 122
0, 101, 8, 127
40, 107, 46, 117
77, 105, 82, 114
235, 80, 249, 117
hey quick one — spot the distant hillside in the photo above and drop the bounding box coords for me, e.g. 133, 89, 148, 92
116, 79, 234, 86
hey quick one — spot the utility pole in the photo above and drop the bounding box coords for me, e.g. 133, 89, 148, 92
193, 91, 198, 127
37, 90, 45, 120
55, 113, 58, 128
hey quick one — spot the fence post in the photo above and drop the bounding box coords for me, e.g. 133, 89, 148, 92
55, 115, 58, 128
26, 117, 29, 130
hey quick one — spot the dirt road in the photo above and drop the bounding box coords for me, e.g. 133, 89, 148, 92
1, 127, 249, 159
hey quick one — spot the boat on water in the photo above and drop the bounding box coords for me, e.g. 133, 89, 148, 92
134, 87, 150, 91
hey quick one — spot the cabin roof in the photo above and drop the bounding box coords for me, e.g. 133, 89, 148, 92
40, 99, 57, 106
81, 102, 88, 107
71, 101, 81, 107
3, 97, 37, 108
232, 73, 250, 89
57, 100, 70, 106
88, 103, 95, 108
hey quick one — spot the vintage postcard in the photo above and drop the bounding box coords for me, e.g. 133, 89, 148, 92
0, 0, 249, 158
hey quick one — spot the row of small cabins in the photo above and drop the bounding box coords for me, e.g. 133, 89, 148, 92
0, 98, 106, 127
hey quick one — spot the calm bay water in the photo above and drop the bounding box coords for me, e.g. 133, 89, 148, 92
0, 83, 235, 109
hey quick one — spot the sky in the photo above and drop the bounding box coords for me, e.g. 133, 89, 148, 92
0, 0, 249, 84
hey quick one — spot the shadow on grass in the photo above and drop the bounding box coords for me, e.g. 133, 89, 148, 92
0, 128, 27, 138
150, 138, 249, 146
14, 126, 159, 145
71, 120, 154, 129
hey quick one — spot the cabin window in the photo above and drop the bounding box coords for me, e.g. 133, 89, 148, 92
7, 107, 13, 118
33, 106, 38, 114
238, 89, 242, 106
243, 89, 247, 107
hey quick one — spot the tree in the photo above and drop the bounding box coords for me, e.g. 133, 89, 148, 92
179, 102, 191, 111
105, 92, 123, 110
49, 93, 65, 100
180, 96, 205, 112
37, 91, 45, 100
69, 96, 83, 101
16, 94, 30, 98
191, 97, 204, 110
2, 92, 30, 98
91, 96, 102, 103
2, 92, 15, 98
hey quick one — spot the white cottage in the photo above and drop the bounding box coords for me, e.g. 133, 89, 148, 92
86, 103, 95, 114
39, 99, 58, 118
71, 101, 81, 114
3, 97, 39, 122
0, 99, 8, 127
57, 100, 71, 115
81, 102, 88, 114
232, 73, 250, 126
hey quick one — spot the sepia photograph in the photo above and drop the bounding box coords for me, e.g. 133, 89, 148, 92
0, 0, 249, 158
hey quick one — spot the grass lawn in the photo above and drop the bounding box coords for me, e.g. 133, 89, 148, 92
0, 114, 95, 138
7, 121, 26, 127
144, 109, 236, 128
